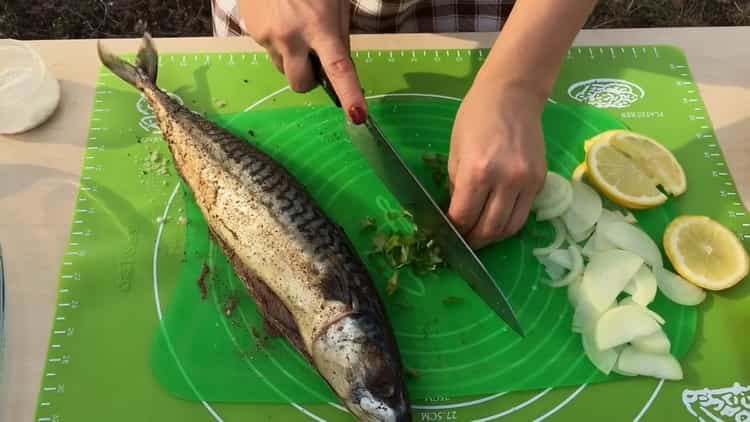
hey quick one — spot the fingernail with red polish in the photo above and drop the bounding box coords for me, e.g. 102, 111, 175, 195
348, 105, 366, 124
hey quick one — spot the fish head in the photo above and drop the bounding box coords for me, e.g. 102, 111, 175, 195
312, 312, 411, 422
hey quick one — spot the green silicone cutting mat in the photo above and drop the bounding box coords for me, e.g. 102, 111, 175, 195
149, 100, 696, 405
34, 45, 750, 422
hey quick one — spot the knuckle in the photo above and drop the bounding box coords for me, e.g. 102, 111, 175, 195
471, 161, 497, 185
325, 57, 354, 78
272, 27, 296, 44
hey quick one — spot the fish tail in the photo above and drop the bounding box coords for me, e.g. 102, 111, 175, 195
97, 32, 158, 89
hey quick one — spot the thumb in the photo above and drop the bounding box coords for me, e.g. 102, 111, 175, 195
313, 35, 367, 124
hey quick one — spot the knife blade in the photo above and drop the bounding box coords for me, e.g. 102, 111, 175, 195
309, 53, 524, 336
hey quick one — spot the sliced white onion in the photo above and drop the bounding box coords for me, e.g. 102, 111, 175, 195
618, 296, 666, 325
621, 211, 638, 224
653, 267, 706, 306
629, 265, 658, 306
539, 244, 583, 287
582, 229, 616, 258
599, 221, 663, 269
568, 276, 583, 307
536, 181, 574, 221
597, 208, 630, 230
533, 172, 569, 211
613, 366, 638, 377
594, 304, 661, 350
572, 296, 612, 333
562, 181, 603, 236
594, 230, 617, 252
547, 248, 573, 269
533, 218, 566, 256
582, 328, 619, 375
623, 279, 636, 295
546, 244, 584, 288
541, 259, 567, 281
569, 225, 596, 244
615, 346, 683, 380
631, 329, 671, 354
581, 249, 644, 311
581, 231, 597, 257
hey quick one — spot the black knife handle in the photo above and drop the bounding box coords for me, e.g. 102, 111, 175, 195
309, 52, 342, 108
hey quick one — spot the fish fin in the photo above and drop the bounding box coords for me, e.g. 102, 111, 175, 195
96, 32, 158, 88
136, 33, 158, 83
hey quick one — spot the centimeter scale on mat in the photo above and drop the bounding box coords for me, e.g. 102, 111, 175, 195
34, 45, 750, 422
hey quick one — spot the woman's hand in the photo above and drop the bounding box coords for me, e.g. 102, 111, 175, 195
445, 0, 598, 249
447, 79, 547, 249
239, 0, 367, 123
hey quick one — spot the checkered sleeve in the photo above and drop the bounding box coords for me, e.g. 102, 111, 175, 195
210, 1, 515, 36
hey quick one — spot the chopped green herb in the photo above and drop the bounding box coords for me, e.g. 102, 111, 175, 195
367, 224, 446, 275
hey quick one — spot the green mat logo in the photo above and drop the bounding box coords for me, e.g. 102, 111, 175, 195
137, 93, 184, 133
682, 382, 750, 421
567, 78, 644, 109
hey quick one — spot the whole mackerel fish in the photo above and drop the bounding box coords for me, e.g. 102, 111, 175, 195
98, 34, 411, 421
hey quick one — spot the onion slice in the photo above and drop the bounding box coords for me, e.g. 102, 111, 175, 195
533, 218, 566, 256
581, 249, 644, 311
599, 221, 663, 269
545, 244, 584, 288
536, 184, 574, 221
627, 265, 658, 306
533, 172, 570, 211
615, 346, 683, 380
653, 266, 706, 306
618, 296, 666, 324
595, 304, 662, 350
631, 329, 671, 354
562, 181, 603, 236
582, 328, 618, 375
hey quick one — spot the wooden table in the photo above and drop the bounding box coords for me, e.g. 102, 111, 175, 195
2, 27, 749, 421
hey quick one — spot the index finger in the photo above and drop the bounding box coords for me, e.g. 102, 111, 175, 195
312, 35, 367, 124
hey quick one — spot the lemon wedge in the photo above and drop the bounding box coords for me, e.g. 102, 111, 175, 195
585, 136, 668, 209
584, 130, 686, 209
608, 130, 687, 196
664, 215, 750, 290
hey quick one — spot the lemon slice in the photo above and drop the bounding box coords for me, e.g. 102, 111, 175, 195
608, 130, 687, 196
664, 215, 750, 290
572, 162, 587, 182
585, 137, 668, 209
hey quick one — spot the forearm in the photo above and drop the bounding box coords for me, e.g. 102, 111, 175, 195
477, 0, 598, 105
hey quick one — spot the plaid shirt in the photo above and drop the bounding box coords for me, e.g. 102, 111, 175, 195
211, 0, 515, 36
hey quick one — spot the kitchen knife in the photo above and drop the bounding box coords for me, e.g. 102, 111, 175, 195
310, 53, 524, 337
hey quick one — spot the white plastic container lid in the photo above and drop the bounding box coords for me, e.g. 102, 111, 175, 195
0, 39, 60, 134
